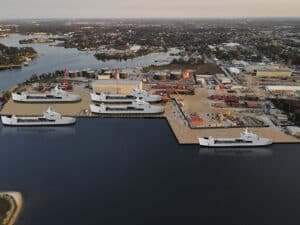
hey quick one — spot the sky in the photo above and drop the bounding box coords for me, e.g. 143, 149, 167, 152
0, 0, 299, 19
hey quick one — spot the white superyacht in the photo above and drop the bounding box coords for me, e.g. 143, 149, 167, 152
90, 88, 162, 103
1, 107, 76, 126
90, 99, 164, 115
198, 128, 272, 147
12, 86, 81, 103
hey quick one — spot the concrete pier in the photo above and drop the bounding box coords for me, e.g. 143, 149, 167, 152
164, 102, 300, 144
1, 84, 300, 144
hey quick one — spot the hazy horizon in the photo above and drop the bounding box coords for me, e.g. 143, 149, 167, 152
1, 0, 300, 19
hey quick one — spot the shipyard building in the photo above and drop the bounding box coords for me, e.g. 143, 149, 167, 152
255, 70, 293, 77
244, 65, 293, 77
91, 80, 143, 94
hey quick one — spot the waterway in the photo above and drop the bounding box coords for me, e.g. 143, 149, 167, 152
0, 34, 178, 91
0, 119, 300, 225
0, 35, 300, 225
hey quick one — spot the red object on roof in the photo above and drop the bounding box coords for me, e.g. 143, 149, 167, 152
190, 115, 203, 121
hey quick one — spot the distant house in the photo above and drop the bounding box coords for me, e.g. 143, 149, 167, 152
223, 42, 240, 48
130, 45, 141, 52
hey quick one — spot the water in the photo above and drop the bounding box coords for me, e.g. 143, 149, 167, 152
0, 34, 178, 91
1, 35, 300, 225
0, 119, 300, 225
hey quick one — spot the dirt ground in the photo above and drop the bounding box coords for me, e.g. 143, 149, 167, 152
0, 84, 92, 117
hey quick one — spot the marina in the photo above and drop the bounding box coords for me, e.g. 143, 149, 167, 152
1, 34, 300, 145
1, 90, 299, 143
1, 18, 300, 225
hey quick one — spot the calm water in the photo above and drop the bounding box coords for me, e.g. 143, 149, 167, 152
1, 35, 300, 225
0, 34, 178, 91
0, 119, 300, 225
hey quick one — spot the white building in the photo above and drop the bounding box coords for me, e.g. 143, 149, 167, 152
228, 67, 240, 75
286, 126, 300, 137
266, 86, 300, 92
130, 45, 141, 52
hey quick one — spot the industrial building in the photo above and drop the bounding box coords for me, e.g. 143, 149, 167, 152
244, 65, 281, 73
82, 69, 96, 78
97, 74, 111, 80
255, 70, 293, 77
69, 70, 80, 78
91, 80, 143, 94
228, 67, 240, 75
153, 71, 168, 81
286, 126, 300, 137
266, 86, 300, 92
170, 71, 182, 80
216, 74, 231, 84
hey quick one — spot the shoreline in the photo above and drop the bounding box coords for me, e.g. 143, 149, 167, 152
1, 191, 23, 225
0, 111, 299, 144
0, 65, 23, 70
0, 85, 299, 145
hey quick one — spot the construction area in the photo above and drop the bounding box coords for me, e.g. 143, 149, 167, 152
1, 64, 300, 144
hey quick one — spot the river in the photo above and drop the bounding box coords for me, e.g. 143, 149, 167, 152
0, 35, 300, 225
0, 34, 178, 91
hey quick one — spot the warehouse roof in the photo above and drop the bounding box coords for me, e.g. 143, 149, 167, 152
92, 80, 142, 85
266, 85, 300, 91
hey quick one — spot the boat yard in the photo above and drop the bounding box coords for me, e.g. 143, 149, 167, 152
0, 84, 93, 117
1, 62, 300, 144
164, 101, 300, 144
1, 79, 300, 144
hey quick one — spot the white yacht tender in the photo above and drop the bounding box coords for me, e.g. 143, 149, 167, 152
1, 107, 76, 126
198, 128, 272, 147
12, 86, 81, 103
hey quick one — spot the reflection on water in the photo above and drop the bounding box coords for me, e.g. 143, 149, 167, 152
199, 147, 273, 158
1, 125, 76, 136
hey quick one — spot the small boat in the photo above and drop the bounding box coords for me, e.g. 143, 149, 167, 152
90, 99, 164, 115
90, 88, 162, 103
1, 107, 76, 126
198, 128, 272, 147
12, 86, 81, 103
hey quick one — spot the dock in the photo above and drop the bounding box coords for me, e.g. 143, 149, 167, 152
1, 97, 299, 144
1, 83, 300, 145
164, 102, 300, 144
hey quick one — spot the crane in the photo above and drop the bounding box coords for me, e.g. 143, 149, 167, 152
63, 68, 68, 91
115, 68, 120, 94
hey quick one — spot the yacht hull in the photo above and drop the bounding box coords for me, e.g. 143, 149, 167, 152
198, 138, 272, 148
1, 116, 76, 127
